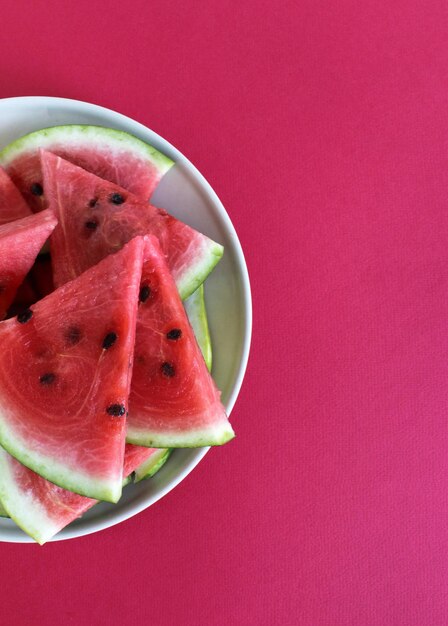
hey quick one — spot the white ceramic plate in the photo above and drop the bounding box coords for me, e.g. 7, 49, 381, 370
0, 96, 252, 543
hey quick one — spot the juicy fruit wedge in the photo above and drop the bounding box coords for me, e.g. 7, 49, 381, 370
42, 151, 223, 300
127, 236, 234, 448
0, 209, 57, 319
0, 125, 174, 212
184, 284, 213, 372
0, 237, 146, 503
0, 444, 165, 544
0, 167, 32, 224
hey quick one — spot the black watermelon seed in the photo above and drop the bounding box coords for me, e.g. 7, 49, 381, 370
39, 372, 56, 385
102, 332, 117, 350
17, 309, 33, 324
139, 285, 151, 303
166, 328, 182, 341
30, 183, 43, 196
85, 220, 98, 230
106, 403, 126, 417
88, 198, 98, 208
65, 326, 82, 345
161, 362, 175, 377
109, 193, 125, 205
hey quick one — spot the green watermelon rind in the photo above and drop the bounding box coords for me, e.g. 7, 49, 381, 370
133, 448, 172, 482
0, 500, 8, 518
0, 417, 122, 504
177, 239, 223, 301
126, 419, 235, 448
0, 448, 63, 544
184, 284, 212, 371
0, 475, 134, 525
0, 125, 174, 177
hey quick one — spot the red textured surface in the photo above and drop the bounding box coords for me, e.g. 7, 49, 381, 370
2, 1, 448, 624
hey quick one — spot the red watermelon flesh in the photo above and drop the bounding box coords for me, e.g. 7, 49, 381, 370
0, 125, 174, 213
0, 443, 161, 544
0, 167, 31, 224
42, 151, 223, 300
127, 236, 234, 447
0, 236, 146, 503
0, 209, 57, 319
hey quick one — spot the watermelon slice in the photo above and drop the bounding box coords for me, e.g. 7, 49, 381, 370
0, 167, 32, 224
184, 284, 213, 372
0, 125, 174, 212
42, 151, 223, 300
0, 444, 164, 544
127, 236, 234, 448
0, 209, 57, 318
0, 237, 146, 502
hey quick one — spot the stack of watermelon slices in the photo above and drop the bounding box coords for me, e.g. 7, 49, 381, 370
0, 126, 233, 543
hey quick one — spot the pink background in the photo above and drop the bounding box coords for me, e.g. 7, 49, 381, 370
2, 1, 448, 624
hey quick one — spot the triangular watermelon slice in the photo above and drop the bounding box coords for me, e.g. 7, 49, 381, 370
0, 167, 32, 224
0, 125, 174, 212
41, 150, 223, 300
0, 237, 146, 502
127, 236, 234, 448
0, 209, 57, 319
0, 443, 165, 544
